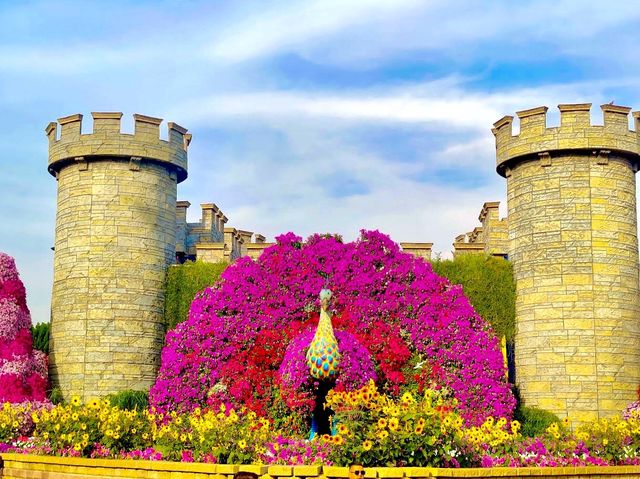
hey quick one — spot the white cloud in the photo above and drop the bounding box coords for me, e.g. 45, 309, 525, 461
206, 0, 426, 62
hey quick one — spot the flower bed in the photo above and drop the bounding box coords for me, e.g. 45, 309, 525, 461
4, 383, 640, 468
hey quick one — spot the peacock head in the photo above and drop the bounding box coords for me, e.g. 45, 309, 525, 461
320, 288, 332, 310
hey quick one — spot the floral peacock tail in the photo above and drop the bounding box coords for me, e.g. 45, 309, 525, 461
306, 289, 341, 379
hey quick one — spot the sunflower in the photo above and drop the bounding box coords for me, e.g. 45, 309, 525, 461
362, 439, 373, 451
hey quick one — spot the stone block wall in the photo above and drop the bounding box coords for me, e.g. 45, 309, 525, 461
494, 103, 640, 423
47, 112, 189, 400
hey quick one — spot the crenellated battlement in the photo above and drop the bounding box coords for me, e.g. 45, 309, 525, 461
46, 112, 190, 182
493, 103, 640, 177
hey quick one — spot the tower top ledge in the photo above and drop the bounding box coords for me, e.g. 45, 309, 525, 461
46, 112, 190, 183
492, 103, 640, 177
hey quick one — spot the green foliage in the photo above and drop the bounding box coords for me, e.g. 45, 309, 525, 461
430, 254, 515, 340
105, 390, 149, 411
48, 387, 64, 405
31, 322, 50, 354
514, 405, 561, 437
164, 260, 228, 331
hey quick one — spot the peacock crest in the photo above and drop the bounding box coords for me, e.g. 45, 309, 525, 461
306, 289, 341, 380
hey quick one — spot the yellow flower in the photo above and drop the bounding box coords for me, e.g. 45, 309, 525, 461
70, 396, 82, 407
362, 439, 373, 451
321, 434, 331, 442
388, 417, 399, 431
511, 420, 521, 433
180, 434, 187, 442
415, 425, 424, 435
88, 398, 100, 409
332, 435, 344, 445
238, 439, 247, 449
338, 424, 349, 435
377, 430, 389, 440
71, 413, 79, 421
377, 418, 387, 429
603, 438, 609, 446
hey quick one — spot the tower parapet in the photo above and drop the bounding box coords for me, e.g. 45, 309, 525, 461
494, 103, 640, 177
47, 112, 190, 400
46, 112, 189, 182
494, 103, 640, 425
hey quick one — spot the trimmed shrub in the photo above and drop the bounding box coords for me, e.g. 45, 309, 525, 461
431, 254, 515, 340
31, 322, 50, 354
164, 261, 228, 331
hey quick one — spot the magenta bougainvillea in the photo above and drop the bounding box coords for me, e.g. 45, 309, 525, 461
151, 231, 515, 425
0, 252, 47, 403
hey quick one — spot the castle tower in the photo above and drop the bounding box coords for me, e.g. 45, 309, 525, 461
46, 112, 190, 400
494, 103, 640, 423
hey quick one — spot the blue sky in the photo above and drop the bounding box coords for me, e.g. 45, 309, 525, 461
1, 0, 639, 323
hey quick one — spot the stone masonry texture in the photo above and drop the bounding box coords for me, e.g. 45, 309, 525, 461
46, 112, 189, 401
494, 103, 640, 424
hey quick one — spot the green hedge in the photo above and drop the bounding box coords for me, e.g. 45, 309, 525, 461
164, 261, 228, 331
31, 322, 50, 354
430, 254, 515, 340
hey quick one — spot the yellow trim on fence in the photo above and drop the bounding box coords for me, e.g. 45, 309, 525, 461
2, 454, 640, 479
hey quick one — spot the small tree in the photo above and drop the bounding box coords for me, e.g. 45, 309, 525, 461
0, 252, 47, 402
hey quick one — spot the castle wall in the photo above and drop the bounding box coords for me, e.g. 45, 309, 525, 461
495, 103, 640, 423
400, 242, 433, 260
479, 202, 509, 257
47, 112, 189, 400
452, 202, 508, 258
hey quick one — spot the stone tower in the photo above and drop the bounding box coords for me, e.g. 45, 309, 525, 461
46, 112, 190, 400
493, 103, 640, 424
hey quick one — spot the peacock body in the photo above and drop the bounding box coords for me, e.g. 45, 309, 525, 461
306, 289, 341, 380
